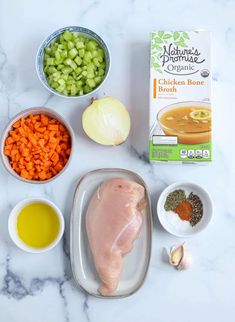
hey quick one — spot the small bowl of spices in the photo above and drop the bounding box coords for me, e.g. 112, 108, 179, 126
157, 181, 213, 237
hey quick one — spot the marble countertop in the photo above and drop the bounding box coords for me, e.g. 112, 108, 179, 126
0, 0, 234, 321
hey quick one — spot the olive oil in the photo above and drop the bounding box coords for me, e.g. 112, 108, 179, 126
17, 202, 60, 248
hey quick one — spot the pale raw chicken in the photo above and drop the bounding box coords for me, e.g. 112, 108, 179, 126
86, 178, 146, 296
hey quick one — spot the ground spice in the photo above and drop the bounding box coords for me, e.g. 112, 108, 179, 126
164, 189, 186, 211
174, 200, 192, 221
188, 192, 203, 226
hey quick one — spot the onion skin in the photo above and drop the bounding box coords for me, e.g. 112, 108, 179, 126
82, 96, 131, 146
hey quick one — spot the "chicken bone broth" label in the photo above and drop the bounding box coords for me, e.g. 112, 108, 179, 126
149, 31, 211, 163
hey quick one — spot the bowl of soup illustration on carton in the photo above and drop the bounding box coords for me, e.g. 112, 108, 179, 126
157, 101, 211, 145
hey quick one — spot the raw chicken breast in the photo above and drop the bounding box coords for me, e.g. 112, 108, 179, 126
86, 178, 146, 296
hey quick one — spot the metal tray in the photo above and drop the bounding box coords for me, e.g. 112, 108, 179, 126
70, 168, 152, 298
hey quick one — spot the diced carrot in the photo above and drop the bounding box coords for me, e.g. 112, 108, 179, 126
48, 124, 59, 131
12, 120, 21, 128
6, 137, 14, 145
38, 171, 46, 180
4, 113, 71, 181
41, 114, 49, 125
37, 127, 46, 133
51, 152, 59, 164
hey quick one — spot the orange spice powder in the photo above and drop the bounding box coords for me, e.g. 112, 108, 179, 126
174, 200, 192, 221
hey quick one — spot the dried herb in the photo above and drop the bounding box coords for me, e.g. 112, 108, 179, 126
188, 192, 203, 226
164, 189, 186, 211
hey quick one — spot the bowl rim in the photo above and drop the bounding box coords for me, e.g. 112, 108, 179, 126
8, 197, 65, 253
35, 25, 111, 99
0, 106, 74, 184
157, 100, 211, 134
157, 180, 213, 237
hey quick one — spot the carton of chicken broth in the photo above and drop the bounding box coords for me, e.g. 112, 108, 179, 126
149, 31, 211, 163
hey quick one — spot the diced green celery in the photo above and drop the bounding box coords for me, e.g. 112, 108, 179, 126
87, 71, 95, 79
55, 59, 63, 65
97, 48, 105, 58
58, 79, 65, 86
75, 67, 82, 75
43, 31, 106, 96
74, 56, 82, 65
61, 50, 68, 58
58, 44, 66, 50
63, 31, 73, 41
84, 51, 92, 62
46, 58, 55, 66
76, 41, 85, 49
44, 54, 50, 61
68, 41, 75, 49
84, 85, 92, 93
94, 76, 102, 84
98, 68, 105, 76
61, 74, 69, 80
62, 66, 72, 74
51, 81, 59, 88
55, 51, 61, 60
52, 71, 61, 81
67, 78, 75, 85
47, 66, 57, 74
93, 58, 100, 67
97, 56, 103, 63
92, 50, 98, 58
70, 61, 77, 70
64, 58, 72, 66
69, 48, 78, 59
59, 35, 64, 43
87, 79, 96, 88
76, 80, 83, 89
45, 47, 51, 54
86, 41, 97, 52
57, 85, 65, 92
57, 64, 64, 71
70, 84, 77, 95
78, 49, 85, 57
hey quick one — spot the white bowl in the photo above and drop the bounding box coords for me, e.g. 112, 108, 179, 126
0, 107, 74, 184
8, 198, 65, 253
157, 181, 213, 237
36, 26, 111, 99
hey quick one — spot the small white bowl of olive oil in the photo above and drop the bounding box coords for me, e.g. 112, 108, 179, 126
8, 198, 64, 253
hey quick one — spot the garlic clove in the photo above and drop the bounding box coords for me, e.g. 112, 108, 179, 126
169, 244, 184, 266
177, 249, 192, 270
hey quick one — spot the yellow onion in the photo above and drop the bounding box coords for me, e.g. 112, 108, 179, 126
82, 96, 131, 145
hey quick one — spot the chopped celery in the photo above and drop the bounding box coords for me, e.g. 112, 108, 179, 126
68, 41, 75, 49
46, 58, 55, 66
78, 49, 85, 57
74, 56, 82, 66
87, 79, 96, 88
63, 31, 73, 41
43, 30, 106, 96
69, 48, 78, 59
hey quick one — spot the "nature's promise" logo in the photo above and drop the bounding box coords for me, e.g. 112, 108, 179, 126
151, 31, 206, 75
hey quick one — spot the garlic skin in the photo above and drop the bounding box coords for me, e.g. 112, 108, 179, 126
168, 243, 192, 270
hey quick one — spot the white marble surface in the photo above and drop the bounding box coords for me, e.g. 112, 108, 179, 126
0, 0, 234, 321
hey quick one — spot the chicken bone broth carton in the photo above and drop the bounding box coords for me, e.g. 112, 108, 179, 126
149, 31, 211, 163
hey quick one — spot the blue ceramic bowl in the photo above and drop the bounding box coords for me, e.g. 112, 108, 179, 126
36, 26, 111, 98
